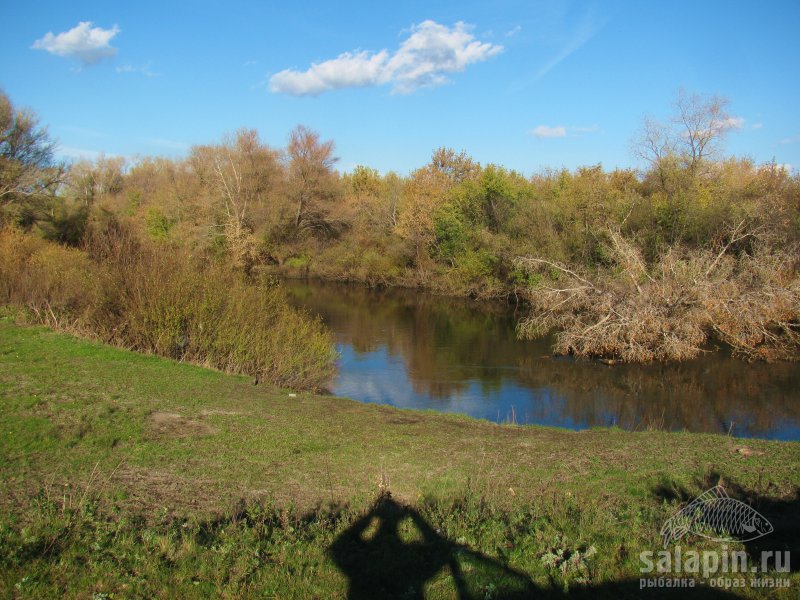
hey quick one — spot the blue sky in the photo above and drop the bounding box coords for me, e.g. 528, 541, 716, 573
2, 0, 799, 175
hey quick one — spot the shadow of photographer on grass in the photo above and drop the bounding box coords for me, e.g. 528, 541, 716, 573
327, 490, 746, 599
329, 491, 536, 599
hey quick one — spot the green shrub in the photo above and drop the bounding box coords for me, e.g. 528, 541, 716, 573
145, 206, 174, 240
432, 204, 468, 261
454, 248, 497, 283
284, 254, 310, 269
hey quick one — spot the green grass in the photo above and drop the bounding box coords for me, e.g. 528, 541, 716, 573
1, 319, 798, 598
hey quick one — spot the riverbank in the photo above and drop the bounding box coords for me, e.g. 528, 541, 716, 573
263, 263, 522, 301
1, 320, 798, 597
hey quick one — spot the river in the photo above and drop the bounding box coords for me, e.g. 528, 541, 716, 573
285, 279, 800, 440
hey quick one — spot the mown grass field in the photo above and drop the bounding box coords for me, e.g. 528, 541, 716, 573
1, 319, 798, 598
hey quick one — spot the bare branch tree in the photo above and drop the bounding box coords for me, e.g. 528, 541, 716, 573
632, 90, 740, 188
673, 89, 735, 174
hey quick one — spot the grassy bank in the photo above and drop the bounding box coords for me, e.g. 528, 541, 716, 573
1, 320, 798, 598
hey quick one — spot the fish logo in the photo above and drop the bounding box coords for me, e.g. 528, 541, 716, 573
660, 486, 773, 548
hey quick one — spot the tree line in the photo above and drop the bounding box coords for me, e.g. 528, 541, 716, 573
2, 89, 798, 363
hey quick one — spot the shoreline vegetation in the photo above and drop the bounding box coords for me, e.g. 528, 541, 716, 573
0, 226, 336, 391
1, 321, 799, 597
2, 89, 799, 374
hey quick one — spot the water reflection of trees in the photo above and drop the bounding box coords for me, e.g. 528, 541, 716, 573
285, 280, 800, 437
517, 357, 800, 436
286, 280, 539, 399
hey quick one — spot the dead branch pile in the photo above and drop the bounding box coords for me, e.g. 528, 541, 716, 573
515, 225, 800, 362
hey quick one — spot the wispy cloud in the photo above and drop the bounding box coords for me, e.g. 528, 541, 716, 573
61, 125, 107, 138
751, 122, 763, 130
142, 137, 189, 151
32, 21, 120, 65
778, 135, 800, 145
57, 145, 102, 161
535, 14, 605, 81
269, 20, 503, 96
530, 124, 599, 139
505, 25, 522, 38
531, 125, 566, 138
570, 124, 600, 133
676, 116, 744, 141
116, 62, 159, 77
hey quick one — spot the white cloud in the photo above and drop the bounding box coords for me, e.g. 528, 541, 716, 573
530, 124, 599, 139
531, 125, 567, 138
33, 21, 120, 65
751, 122, 763, 130
269, 20, 503, 96
716, 116, 745, 130
116, 62, 159, 77
570, 124, 600, 133
505, 25, 522, 38
270, 49, 390, 95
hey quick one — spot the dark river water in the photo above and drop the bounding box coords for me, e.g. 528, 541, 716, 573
285, 280, 800, 441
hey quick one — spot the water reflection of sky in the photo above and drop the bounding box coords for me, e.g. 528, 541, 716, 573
288, 281, 800, 441
336, 345, 658, 432
332, 342, 800, 440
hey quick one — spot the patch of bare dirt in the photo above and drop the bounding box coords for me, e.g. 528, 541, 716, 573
199, 408, 242, 417
148, 411, 216, 438
112, 466, 232, 517
387, 417, 420, 425
734, 446, 765, 457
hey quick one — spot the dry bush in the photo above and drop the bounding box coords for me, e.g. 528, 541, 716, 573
705, 246, 800, 361
0, 228, 96, 326
516, 226, 800, 362
104, 253, 336, 390
0, 226, 337, 390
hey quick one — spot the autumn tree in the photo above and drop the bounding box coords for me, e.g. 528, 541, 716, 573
41, 157, 124, 245
396, 148, 481, 266
342, 165, 382, 230
341, 166, 404, 236
0, 90, 63, 228
190, 129, 282, 273
286, 125, 340, 238
64, 156, 125, 206
428, 147, 480, 183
